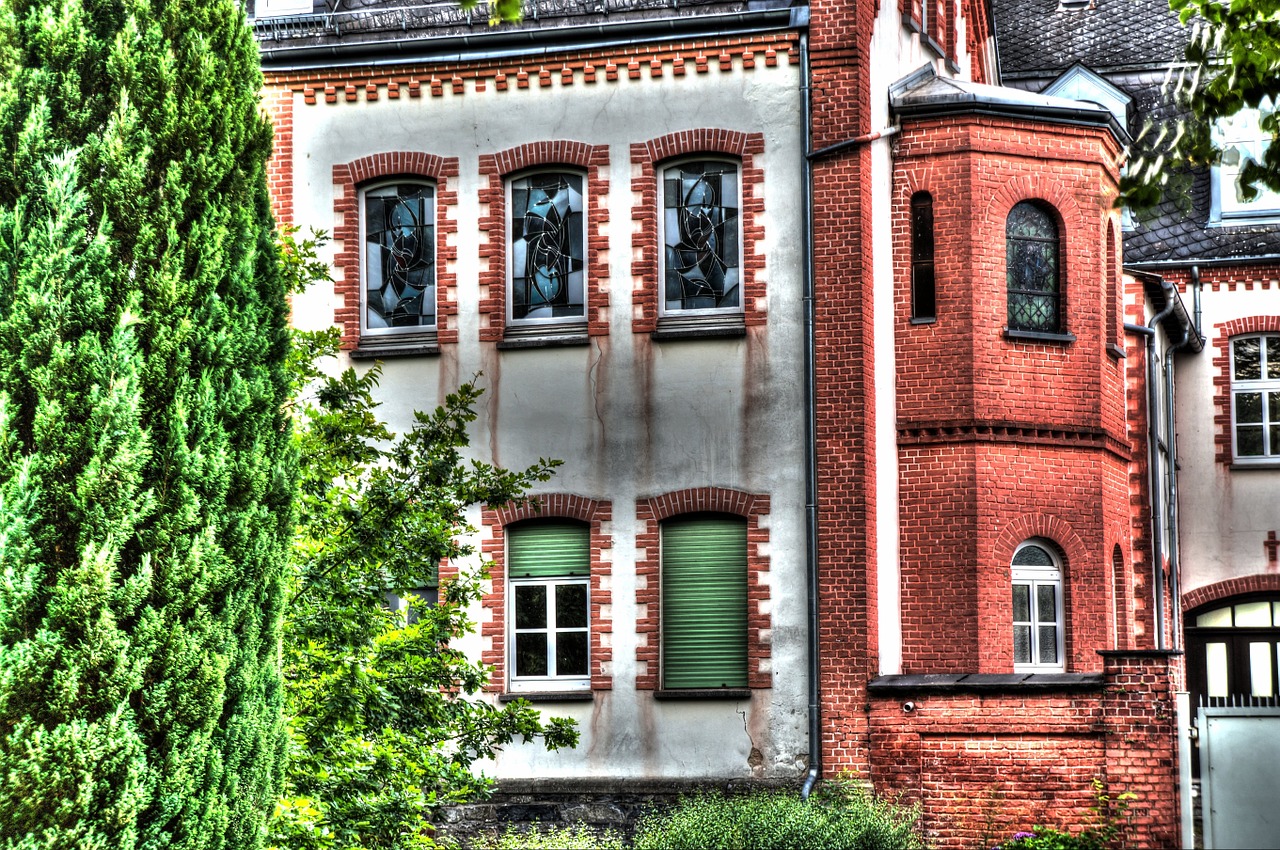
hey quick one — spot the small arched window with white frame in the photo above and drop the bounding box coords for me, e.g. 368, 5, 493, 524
1012, 540, 1065, 672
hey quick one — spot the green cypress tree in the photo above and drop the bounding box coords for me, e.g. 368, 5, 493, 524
0, 2, 295, 848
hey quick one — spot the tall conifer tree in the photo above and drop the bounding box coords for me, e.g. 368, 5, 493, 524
0, 2, 294, 848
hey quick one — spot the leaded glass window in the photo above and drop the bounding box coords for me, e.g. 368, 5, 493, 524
510, 172, 586, 322
661, 160, 742, 314
1231, 334, 1280, 461
1006, 202, 1061, 334
363, 183, 436, 334
1012, 541, 1064, 671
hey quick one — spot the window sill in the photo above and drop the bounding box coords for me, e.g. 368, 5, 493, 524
497, 334, 591, 350
867, 673, 1103, 695
651, 316, 747, 342
1003, 328, 1077, 344
1106, 342, 1126, 360
498, 691, 595, 703
351, 341, 440, 359
1229, 460, 1280, 470
654, 688, 753, 700
910, 316, 937, 326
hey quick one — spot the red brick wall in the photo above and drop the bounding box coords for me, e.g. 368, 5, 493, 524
330, 152, 461, 349
868, 653, 1181, 849
476, 141, 611, 342
633, 487, 772, 691
264, 85, 293, 224
809, 0, 881, 779
480, 494, 613, 692
629, 130, 767, 334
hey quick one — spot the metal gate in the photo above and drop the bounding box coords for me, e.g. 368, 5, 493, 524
1198, 700, 1280, 849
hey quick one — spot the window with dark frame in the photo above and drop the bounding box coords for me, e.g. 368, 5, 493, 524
1231, 334, 1280, 461
362, 182, 437, 336
1006, 201, 1062, 334
507, 521, 591, 692
911, 192, 936, 321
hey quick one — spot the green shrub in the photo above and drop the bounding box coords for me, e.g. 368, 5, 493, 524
471, 824, 625, 850
631, 781, 925, 850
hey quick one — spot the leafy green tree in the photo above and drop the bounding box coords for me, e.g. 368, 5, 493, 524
0, 2, 294, 848
1121, 0, 1280, 207
272, 245, 577, 850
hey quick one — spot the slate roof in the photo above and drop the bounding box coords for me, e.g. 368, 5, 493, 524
252, 0, 802, 66
991, 0, 1188, 80
991, 0, 1280, 265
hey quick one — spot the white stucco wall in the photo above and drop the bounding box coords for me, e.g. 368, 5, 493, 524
1174, 279, 1280, 599
286, 56, 810, 781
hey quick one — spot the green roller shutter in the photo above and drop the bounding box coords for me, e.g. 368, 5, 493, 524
662, 516, 748, 689
508, 521, 590, 578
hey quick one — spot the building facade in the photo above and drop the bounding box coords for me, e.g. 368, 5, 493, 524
256, 0, 1192, 845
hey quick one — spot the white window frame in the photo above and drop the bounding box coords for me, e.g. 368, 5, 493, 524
1211, 100, 1280, 223
657, 157, 745, 324
506, 169, 589, 335
1012, 541, 1065, 673
1230, 333, 1280, 463
507, 576, 591, 693
256, 0, 313, 17
359, 180, 438, 341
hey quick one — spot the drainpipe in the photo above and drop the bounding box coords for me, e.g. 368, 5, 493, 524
799, 31, 822, 803
1125, 277, 1177, 650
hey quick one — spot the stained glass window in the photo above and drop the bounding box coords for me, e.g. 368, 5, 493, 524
662, 161, 741, 313
510, 172, 586, 322
363, 183, 436, 333
1006, 202, 1060, 333
1231, 334, 1280, 460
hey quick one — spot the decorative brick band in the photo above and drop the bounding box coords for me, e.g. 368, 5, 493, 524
1183, 574, 1280, 613
480, 494, 613, 693
262, 34, 800, 103
897, 422, 1130, 460
331, 152, 461, 350
476, 141, 611, 341
633, 487, 772, 691
1210, 315, 1280, 465
629, 130, 768, 334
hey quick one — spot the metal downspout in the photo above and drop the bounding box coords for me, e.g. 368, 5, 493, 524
1163, 266, 1200, 652
799, 31, 822, 802
1125, 276, 1177, 650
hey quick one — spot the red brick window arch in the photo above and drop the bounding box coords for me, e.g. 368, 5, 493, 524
634, 487, 771, 692
331, 152, 460, 353
480, 495, 613, 694
631, 130, 766, 335
1212, 316, 1280, 465
477, 141, 610, 344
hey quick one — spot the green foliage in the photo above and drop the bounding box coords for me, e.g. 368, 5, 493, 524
1120, 0, 1280, 209
0, 1, 295, 849
629, 780, 925, 850
271, 266, 576, 850
992, 779, 1135, 850
472, 824, 626, 850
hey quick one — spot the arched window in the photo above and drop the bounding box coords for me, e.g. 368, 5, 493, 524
1187, 596, 1280, 702
911, 192, 936, 322
1012, 540, 1064, 671
1006, 201, 1061, 334
361, 181, 437, 335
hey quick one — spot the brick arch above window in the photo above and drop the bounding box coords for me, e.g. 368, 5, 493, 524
631, 130, 767, 334
1183, 574, 1280, 613
480, 494, 613, 693
634, 487, 771, 691
331, 152, 460, 350
1212, 315, 1280, 465
477, 140, 611, 342
993, 513, 1085, 576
